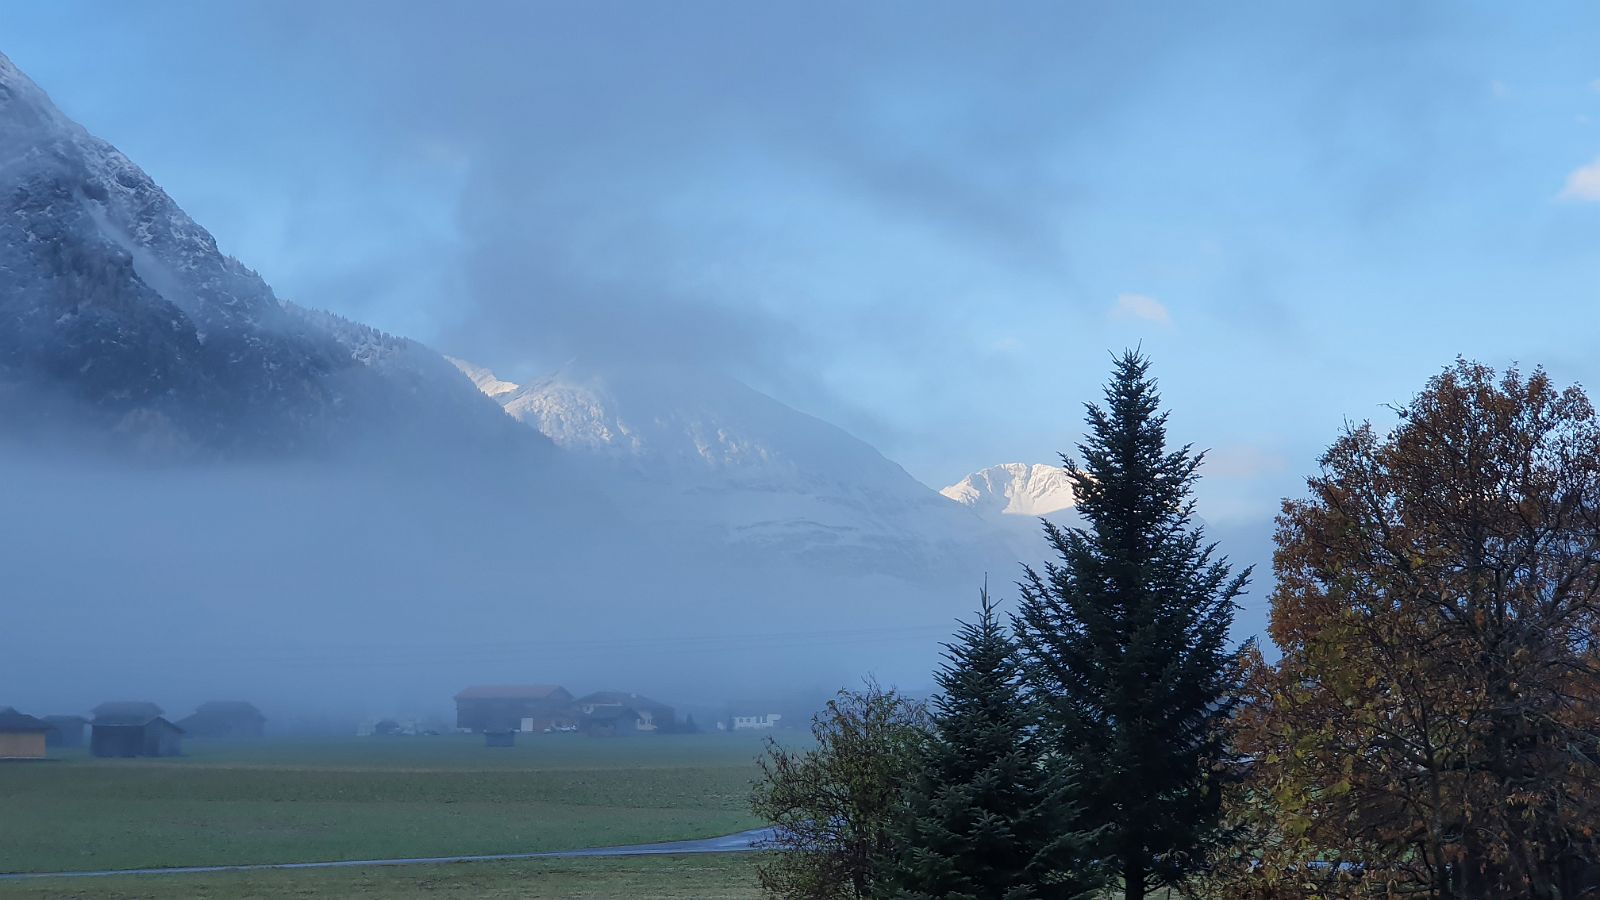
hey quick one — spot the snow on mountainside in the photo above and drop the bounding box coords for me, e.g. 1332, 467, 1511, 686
941, 463, 1076, 518
451, 357, 1016, 578
446, 357, 520, 398
0, 50, 509, 453
486, 361, 912, 487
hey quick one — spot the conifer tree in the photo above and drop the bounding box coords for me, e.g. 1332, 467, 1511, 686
1015, 350, 1249, 900
879, 586, 1104, 900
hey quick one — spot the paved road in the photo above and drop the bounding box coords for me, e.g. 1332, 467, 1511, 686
0, 827, 781, 882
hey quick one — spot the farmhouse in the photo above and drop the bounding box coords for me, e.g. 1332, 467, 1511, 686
42, 715, 87, 748
0, 707, 51, 759
178, 701, 266, 739
580, 705, 643, 737
576, 691, 676, 734
90, 702, 184, 758
454, 684, 574, 733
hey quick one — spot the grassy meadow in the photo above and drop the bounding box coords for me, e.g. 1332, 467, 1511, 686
0, 732, 774, 887
0, 855, 766, 900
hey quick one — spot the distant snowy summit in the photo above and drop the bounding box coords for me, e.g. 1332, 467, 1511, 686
941, 463, 1076, 518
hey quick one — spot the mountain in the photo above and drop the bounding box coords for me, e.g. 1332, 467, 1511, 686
0, 50, 1023, 707
0, 51, 513, 455
0, 44, 994, 573
939, 463, 1079, 567
452, 358, 1015, 579
941, 463, 1076, 518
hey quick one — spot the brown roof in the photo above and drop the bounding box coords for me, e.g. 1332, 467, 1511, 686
454, 684, 569, 701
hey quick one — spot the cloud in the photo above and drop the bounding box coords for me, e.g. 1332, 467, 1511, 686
201, 0, 1146, 387
1558, 157, 1600, 201
1203, 444, 1288, 479
1110, 293, 1173, 327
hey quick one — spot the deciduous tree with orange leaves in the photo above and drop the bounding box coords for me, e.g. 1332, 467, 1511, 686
1227, 360, 1600, 899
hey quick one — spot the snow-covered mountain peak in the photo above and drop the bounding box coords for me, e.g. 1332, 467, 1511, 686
941, 463, 1076, 517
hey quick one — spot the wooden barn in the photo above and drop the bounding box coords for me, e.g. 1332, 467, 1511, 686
0, 708, 51, 760
42, 715, 88, 748
178, 701, 266, 739
454, 684, 574, 733
576, 692, 676, 734
90, 702, 184, 758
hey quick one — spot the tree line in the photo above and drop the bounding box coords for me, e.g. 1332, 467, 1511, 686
751, 353, 1600, 899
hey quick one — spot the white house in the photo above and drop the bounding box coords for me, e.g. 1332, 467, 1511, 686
732, 713, 782, 730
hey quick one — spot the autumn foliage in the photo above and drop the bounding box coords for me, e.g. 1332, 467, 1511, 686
750, 683, 928, 898
1225, 361, 1600, 898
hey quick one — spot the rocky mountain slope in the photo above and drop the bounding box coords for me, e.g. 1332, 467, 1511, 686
0, 50, 514, 455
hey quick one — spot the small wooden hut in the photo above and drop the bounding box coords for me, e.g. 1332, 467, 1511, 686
90, 702, 184, 758
0, 708, 51, 759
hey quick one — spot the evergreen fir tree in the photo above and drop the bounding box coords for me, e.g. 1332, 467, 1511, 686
1014, 350, 1249, 900
879, 585, 1103, 900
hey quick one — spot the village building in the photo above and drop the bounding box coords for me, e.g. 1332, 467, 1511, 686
731, 712, 783, 731
42, 715, 88, 748
454, 684, 575, 733
580, 705, 643, 737
178, 701, 266, 739
90, 702, 184, 758
576, 691, 676, 734
0, 708, 51, 760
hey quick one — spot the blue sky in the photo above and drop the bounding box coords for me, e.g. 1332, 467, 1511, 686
7, 1, 1600, 536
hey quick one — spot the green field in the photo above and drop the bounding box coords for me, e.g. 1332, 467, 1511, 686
0, 733, 772, 878
0, 855, 765, 900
